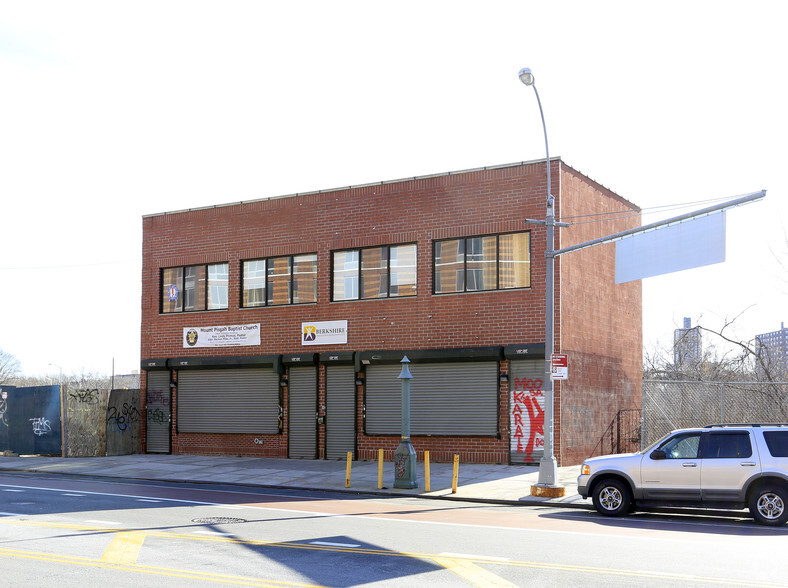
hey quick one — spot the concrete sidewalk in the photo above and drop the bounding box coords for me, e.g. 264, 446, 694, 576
0, 454, 590, 508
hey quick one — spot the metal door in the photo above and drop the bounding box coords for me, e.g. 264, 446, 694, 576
145, 371, 171, 454
325, 366, 356, 460
640, 431, 702, 501
288, 367, 318, 459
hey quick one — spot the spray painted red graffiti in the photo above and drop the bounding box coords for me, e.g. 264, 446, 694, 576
510, 378, 545, 460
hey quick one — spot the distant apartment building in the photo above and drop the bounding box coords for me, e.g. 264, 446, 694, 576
755, 322, 788, 377
674, 317, 702, 366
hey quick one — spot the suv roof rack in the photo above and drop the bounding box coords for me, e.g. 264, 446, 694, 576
704, 423, 788, 428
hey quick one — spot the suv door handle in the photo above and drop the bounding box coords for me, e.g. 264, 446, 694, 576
740, 462, 757, 467
682, 462, 697, 467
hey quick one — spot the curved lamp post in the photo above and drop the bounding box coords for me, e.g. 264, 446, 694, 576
518, 67, 562, 491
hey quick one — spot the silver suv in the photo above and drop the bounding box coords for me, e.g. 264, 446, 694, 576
577, 424, 788, 525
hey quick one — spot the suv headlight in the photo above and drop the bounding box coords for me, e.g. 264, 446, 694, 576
580, 464, 590, 476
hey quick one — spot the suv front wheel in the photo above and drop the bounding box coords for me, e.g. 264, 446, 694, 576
592, 478, 632, 517
749, 485, 788, 526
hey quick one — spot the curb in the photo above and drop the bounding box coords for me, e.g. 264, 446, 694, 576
0, 465, 592, 510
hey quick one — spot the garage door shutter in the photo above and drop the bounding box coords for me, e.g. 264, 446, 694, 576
146, 370, 171, 453
325, 365, 356, 459
509, 359, 545, 464
365, 362, 497, 435
178, 368, 279, 433
288, 367, 318, 458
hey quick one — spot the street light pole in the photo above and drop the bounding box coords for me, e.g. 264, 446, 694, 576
519, 67, 564, 493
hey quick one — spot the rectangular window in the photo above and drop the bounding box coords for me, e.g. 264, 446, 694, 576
705, 433, 752, 458
207, 263, 229, 309
361, 247, 388, 299
293, 254, 318, 304
241, 254, 317, 307
499, 232, 531, 289
332, 250, 359, 301
332, 244, 417, 301
764, 431, 788, 457
162, 267, 183, 313
242, 260, 266, 308
434, 239, 464, 294
389, 243, 417, 297
466, 236, 497, 291
267, 256, 292, 305
160, 262, 229, 313
434, 232, 530, 294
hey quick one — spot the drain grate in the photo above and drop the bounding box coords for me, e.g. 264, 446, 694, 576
192, 517, 247, 525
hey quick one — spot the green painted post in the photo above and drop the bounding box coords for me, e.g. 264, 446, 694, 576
394, 356, 417, 489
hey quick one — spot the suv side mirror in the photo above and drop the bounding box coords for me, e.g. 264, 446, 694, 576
650, 449, 667, 460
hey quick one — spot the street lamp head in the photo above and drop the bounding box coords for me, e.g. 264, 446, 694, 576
518, 67, 534, 86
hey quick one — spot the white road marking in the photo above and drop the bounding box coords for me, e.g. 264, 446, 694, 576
310, 541, 360, 547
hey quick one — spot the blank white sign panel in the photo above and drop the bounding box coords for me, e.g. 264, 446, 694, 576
615, 211, 726, 284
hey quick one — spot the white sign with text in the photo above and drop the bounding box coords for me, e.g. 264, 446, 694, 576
301, 320, 348, 346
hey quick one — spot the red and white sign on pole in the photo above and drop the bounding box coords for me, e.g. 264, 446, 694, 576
551, 353, 568, 380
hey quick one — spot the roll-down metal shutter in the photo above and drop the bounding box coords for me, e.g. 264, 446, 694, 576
146, 370, 171, 453
178, 368, 279, 433
325, 366, 356, 459
288, 367, 318, 458
509, 359, 545, 464
365, 362, 497, 435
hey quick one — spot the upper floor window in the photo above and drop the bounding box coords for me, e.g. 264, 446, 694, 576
332, 244, 417, 301
434, 232, 530, 294
241, 254, 317, 307
161, 262, 229, 313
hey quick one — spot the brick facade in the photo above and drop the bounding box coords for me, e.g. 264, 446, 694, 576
140, 160, 642, 465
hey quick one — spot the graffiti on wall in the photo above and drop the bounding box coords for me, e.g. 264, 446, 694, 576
69, 389, 99, 405
66, 388, 105, 457
30, 417, 52, 436
510, 377, 545, 461
106, 390, 142, 455
107, 402, 142, 433
1, 386, 62, 455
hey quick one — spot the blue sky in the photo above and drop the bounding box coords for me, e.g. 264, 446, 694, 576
1, 1, 786, 376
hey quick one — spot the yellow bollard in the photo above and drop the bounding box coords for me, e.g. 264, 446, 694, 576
424, 451, 431, 492
378, 448, 384, 489
345, 452, 352, 488
452, 454, 459, 493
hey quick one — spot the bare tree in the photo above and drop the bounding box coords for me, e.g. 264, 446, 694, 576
645, 311, 788, 422
0, 348, 21, 385
11, 370, 111, 390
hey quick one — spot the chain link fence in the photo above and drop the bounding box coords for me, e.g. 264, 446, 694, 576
642, 380, 788, 447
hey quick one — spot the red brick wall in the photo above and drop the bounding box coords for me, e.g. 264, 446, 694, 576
556, 164, 643, 465
140, 160, 641, 465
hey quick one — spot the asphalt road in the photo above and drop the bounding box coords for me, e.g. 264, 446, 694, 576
1, 471, 787, 587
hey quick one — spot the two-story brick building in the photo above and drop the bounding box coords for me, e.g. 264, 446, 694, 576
140, 159, 642, 465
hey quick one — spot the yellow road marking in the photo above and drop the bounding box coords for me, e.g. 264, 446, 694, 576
101, 532, 146, 564
0, 546, 324, 587
0, 518, 777, 587
433, 556, 516, 587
